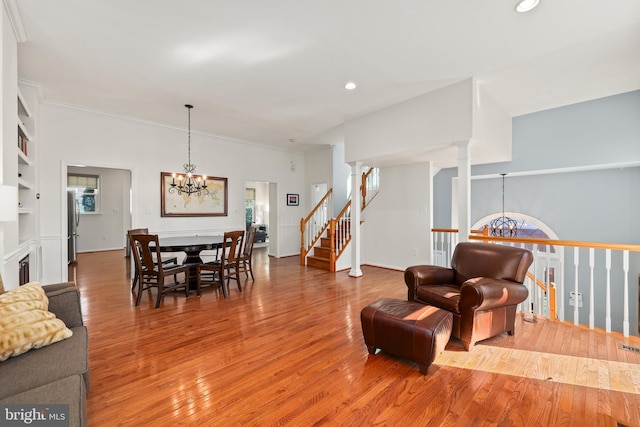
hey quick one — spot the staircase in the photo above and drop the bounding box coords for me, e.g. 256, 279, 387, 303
300, 167, 378, 271
306, 232, 333, 270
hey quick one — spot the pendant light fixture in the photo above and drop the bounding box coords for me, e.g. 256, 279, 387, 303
489, 173, 519, 237
168, 104, 209, 196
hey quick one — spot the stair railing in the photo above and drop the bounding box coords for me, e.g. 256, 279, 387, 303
300, 167, 380, 269
300, 188, 333, 265
328, 201, 352, 271
432, 228, 640, 338
362, 167, 379, 210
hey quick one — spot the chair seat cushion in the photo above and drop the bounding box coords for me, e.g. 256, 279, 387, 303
415, 284, 461, 313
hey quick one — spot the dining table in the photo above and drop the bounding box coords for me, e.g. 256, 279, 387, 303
155, 235, 224, 290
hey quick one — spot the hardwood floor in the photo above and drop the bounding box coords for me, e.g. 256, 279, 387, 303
71, 249, 640, 426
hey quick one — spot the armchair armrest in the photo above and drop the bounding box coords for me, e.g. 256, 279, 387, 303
43, 282, 84, 328
460, 277, 529, 313
404, 265, 456, 301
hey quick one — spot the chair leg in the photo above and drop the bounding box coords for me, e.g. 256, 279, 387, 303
155, 279, 163, 309
235, 266, 242, 292
184, 271, 190, 298
131, 272, 139, 291
248, 259, 254, 281
196, 269, 202, 296
135, 279, 144, 306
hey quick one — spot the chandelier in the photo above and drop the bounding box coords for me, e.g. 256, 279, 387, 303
489, 173, 519, 237
168, 104, 209, 196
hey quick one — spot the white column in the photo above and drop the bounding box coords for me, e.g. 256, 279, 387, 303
454, 140, 471, 242
349, 161, 363, 277
426, 161, 435, 264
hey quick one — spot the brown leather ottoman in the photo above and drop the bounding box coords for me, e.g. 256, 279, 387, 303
361, 298, 453, 374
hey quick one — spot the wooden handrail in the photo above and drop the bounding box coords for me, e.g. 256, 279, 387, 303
328, 200, 352, 272
526, 271, 547, 291
302, 188, 333, 225
468, 234, 640, 252
432, 228, 485, 234
334, 198, 351, 221
433, 228, 640, 252
300, 188, 333, 265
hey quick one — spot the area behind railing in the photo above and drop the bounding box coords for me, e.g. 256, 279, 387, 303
432, 228, 640, 338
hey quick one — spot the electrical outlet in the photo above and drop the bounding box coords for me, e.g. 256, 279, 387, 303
101, 235, 107, 241
569, 291, 583, 308
411, 248, 418, 256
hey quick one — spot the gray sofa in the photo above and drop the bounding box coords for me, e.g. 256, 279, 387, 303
0, 282, 88, 427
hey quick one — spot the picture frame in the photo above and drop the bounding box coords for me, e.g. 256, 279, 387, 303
286, 193, 299, 206
161, 172, 228, 217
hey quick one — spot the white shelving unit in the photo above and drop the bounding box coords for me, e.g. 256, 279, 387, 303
17, 86, 36, 244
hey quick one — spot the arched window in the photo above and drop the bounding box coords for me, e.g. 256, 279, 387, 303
473, 212, 559, 253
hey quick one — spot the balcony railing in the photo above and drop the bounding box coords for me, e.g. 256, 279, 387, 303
432, 228, 640, 338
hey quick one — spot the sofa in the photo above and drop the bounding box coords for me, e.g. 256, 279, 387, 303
405, 242, 533, 350
0, 282, 89, 427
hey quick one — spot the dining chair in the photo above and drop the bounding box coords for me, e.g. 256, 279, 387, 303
127, 228, 178, 292
130, 233, 191, 308
238, 226, 257, 281
196, 230, 244, 298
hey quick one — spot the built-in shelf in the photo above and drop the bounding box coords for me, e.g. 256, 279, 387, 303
17, 88, 32, 118
18, 119, 32, 142
18, 177, 33, 190
18, 149, 31, 165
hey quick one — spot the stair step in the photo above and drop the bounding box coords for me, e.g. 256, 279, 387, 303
320, 237, 332, 248
307, 256, 330, 270
313, 246, 331, 259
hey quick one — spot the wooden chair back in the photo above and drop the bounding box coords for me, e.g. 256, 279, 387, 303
243, 227, 257, 258
221, 230, 244, 265
130, 233, 163, 277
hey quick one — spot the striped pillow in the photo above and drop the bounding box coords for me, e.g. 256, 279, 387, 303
0, 283, 73, 362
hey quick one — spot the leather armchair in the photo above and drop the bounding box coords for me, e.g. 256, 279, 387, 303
405, 242, 533, 350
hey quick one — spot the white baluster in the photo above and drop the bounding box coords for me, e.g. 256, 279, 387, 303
605, 249, 611, 333
558, 260, 565, 322
573, 247, 579, 326
545, 245, 551, 318
623, 250, 629, 337
589, 248, 594, 329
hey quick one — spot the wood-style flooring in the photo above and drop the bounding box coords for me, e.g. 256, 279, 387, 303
70, 249, 640, 426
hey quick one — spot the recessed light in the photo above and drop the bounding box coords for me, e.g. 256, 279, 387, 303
515, 0, 540, 13
344, 81, 357, 90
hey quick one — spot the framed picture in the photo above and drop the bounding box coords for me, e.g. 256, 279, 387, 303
286, 193, 299, 206
161, 172, 228, 217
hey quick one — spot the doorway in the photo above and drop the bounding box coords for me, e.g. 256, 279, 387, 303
65, 164, 132, 272
245, 181, 271, 252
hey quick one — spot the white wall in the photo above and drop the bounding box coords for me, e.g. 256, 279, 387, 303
361, 163, 433, 270
39, 103, 309, 283
304, 145, 333, 211
344, 79, 473, 165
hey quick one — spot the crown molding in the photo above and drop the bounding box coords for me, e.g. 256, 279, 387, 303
3, 0, 27, 42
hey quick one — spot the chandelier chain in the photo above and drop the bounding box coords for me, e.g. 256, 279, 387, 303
168, 104, 209, 197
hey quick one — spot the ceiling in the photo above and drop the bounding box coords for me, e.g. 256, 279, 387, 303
14, 1, 640, 152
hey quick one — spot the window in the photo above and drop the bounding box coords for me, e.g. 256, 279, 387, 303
68, 173, 100, 213
245, 188, 255, 225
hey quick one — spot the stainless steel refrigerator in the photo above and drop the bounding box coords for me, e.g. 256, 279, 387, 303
67, 191, 80, 264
